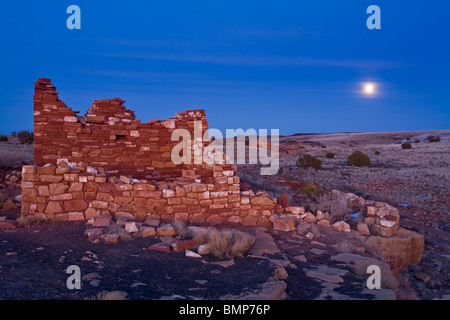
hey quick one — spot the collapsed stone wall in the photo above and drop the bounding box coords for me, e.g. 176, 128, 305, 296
21, 162, 244, 224
21, 160, 285, 227
24, 78, 403, 237
33, 78, 209, 179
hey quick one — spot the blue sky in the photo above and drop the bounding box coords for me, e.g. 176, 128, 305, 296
0, 1, 449, 135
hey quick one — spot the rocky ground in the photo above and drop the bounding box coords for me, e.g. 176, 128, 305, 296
0, 130, 449, 300
237, 129, 450, 300
0, 214, 405, 300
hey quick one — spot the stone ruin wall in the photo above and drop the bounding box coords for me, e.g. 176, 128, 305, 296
23, 78, 279, 226
33, 78, 209, 179
22, 78, 405, 237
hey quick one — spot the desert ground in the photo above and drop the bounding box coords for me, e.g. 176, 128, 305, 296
0, 130, 449, 300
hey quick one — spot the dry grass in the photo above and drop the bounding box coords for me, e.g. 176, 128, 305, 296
16, 215, 51, 227
0, 149, 33, 168
171, 219, 192, 239
275, 131, 450, 223
192, 226, 255, 260
238, 170, 289, 198
307, 192, 354, 223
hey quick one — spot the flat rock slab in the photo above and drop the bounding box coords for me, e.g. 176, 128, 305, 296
92, 215, 112, 227
148, 243, 171, 253
293, 255, 307, 263
0, 220, 17, 229
172, 240, 198, 252
305, 270, 344, 284
314, 265, 349, 277
249, 228, 281, 256
310, 248, 326, 255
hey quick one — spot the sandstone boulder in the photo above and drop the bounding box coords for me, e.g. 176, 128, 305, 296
272, 215, 296, 232
332, 221, 351, 233
362, 228, 424, 276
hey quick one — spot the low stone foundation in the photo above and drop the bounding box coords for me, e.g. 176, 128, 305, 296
20, 160, 291, 228
21, 161, 402, 239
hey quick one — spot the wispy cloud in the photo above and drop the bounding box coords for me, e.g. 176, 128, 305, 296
102, 52, 401, 70
229, 27, 323, 38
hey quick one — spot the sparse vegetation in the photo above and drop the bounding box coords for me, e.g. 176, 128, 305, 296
16, 215, 50, 227
347, 151, 370, 167
427, 136, 440, 143
326, 152, 335, 159
299, 184, 324, 197
307, 192, 353, 223
374, 150, 381, 155
171, 219, 192, 239
17, 130, 34, 144
237, 170, 288, 198
0, 149, 33, 169
192, 227, 255, 260
401, 142, 412, 149
296, 154, 322, 170
321, 145, 327, 148
0, 135, 8, 142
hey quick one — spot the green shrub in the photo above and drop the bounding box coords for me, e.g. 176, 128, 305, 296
427, 136, 440, 143
347, 151, 370, 167
0, 135, 8, 142
299, 184, 324, 197
11, 131, 17, 137
321, 145, 327, 149
401, 142, 412, 149
296, 154, 322, 170
325, 152, 335, 159
374, 150, 381, 155
17, 130, 34, 144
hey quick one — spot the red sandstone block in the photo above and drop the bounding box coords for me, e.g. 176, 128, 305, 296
92, 215, 112, 227
64, 199, 88, 212
168, 197, 182, 205
92, 200, 109, 209
189, 213, 206, 223
215, 176, 228, 184
172, 204, 187, 213
96, 192, 114, 202
114, 196, 133, 203
181, 197, 197, 205
213, 198, 228, 205
64, 174, 79, 182
49, 193, 72, 201
133, 197, 147, 205
148, 243, 171, 253
84, 192, 96, 201
131, 190, 156, 197
23, 173, 40, 182
21, 196, 47, 204
172, 240, 198, 252
187, 205, 201, 213
205, 215, 224, 225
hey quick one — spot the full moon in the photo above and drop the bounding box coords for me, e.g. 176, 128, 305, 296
364, 83, 375, 95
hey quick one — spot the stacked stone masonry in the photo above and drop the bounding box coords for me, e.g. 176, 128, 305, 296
33, 78, 209, 179
23, 78, 402, 236
21, 162, 247, 225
